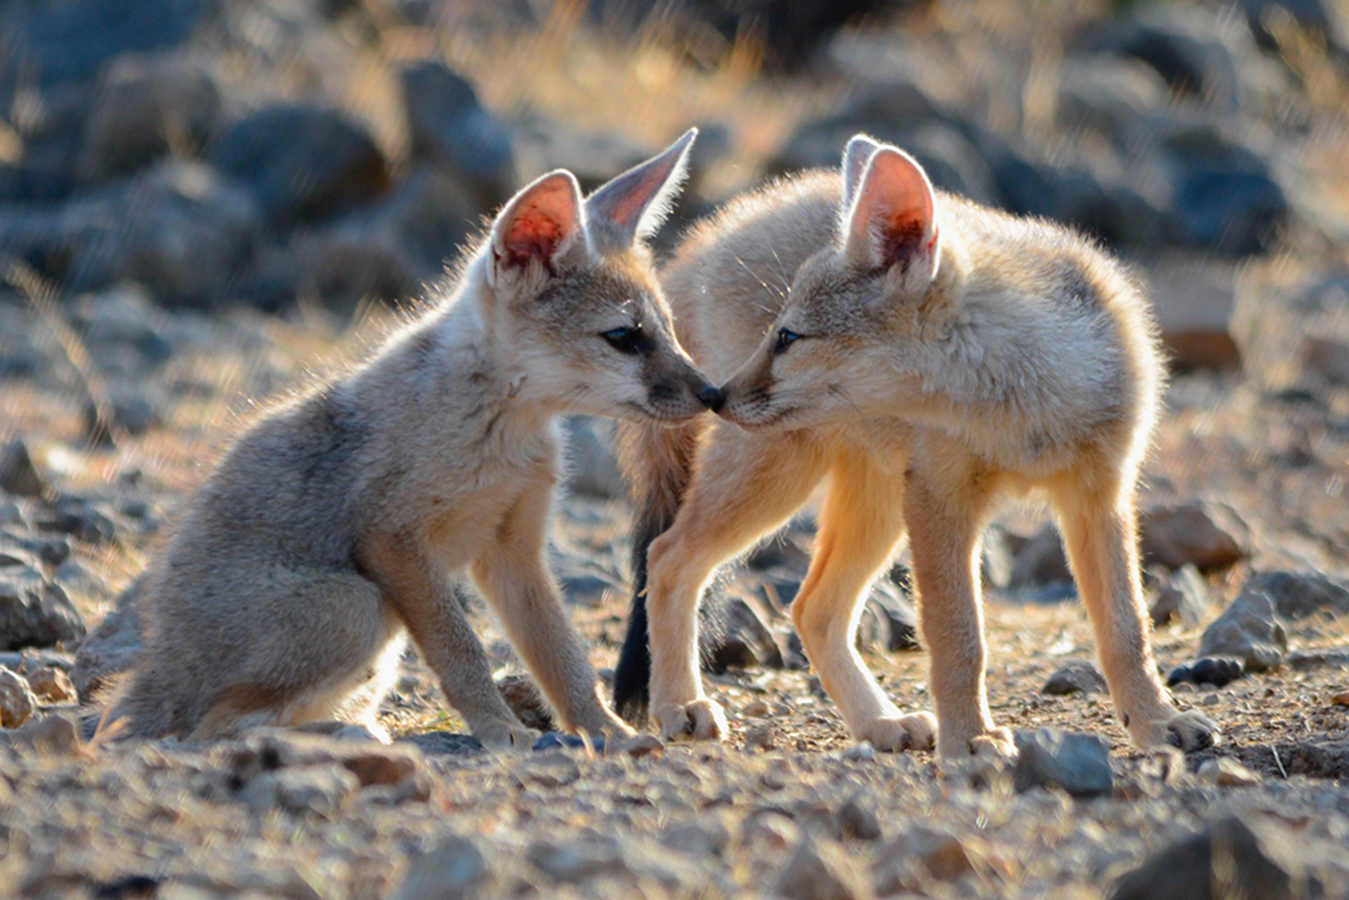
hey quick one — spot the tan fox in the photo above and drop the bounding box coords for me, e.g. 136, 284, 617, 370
111, 130, 721, 747
615, 135, 1218, 759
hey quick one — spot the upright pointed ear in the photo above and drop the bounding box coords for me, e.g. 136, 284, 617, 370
585, 127, 697, 250
488, 170, 586, 287
842, 147, 939, 286
841, 134, 882, 211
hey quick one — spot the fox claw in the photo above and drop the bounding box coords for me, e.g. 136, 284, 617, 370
856, 711, 937, 753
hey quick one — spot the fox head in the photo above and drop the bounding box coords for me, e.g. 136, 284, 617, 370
718, 135, 954, 430
475, 128, 720, 422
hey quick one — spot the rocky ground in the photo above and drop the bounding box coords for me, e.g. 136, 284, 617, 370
4, 0, 1349, 897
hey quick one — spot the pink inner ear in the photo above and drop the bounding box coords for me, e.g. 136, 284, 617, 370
605, 167, 664, 229
852, 149, 935, 268
503, 208, 569, 267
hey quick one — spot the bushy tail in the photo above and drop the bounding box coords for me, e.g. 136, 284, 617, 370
612, 417, 705, 724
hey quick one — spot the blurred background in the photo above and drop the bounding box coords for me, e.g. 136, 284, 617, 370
1, 0, 1348, 663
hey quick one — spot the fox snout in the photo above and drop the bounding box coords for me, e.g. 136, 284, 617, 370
642, 363, 722, 421
696, 383, 724, 412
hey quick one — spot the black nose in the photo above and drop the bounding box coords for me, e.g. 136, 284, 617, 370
695, 384, 724, 412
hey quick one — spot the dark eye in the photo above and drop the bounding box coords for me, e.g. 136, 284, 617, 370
773, 329, 802, 355
602, 326, 644, 354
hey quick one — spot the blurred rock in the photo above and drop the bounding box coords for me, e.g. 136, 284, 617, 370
773, 836, 873, 900
84, 390, 161, 439
0, 564, 85, 651
1156, 123, 1289, 256
1199, 588, 1288, 672
72, 576, 146, 702
26, 665, 75, 702
239, 765, 359, 818
700, 594, 783, 673
1077, 8, 1242, 108
1109, 813, 1326, 900
0, 711, 81, 754
34, 496, 117, 544
0, 665, 38, 727
526, 836, 633, 884
1139, 499, 1248, 572
0, 441, 47, 499
1304, 336, 1349, 384
873, 825, 976, 893
69, 285, 175, 374
79, 53, 222, 182
1166, 656, 1245, 688
513, 120, 652, 194
496, 672, 555, 732
1008, 522, 1075, 597
1197, 756, 1261, 787
0, 0, 218, 90
856, 577, 919, 653
1042, 660, 1109, 696
1147, 263, 1241, 370
1244, 570, 1349, 619
210, 104, 390, 224
981, 524, 1026, 590
1014, 728, 1114, 798
659, 820, 731, 856
397, 730, 485, 757
1149, 564, 1209, 627
836, 798, 882, 841
1056, 56, 1170, 147
390, 834, 494, 900
400, 61, 514, 209
0, 163, 77, 204
563, 416, 624, 500
1292, 271, 1349, 312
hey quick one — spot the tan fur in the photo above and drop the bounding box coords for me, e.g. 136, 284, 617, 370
635, 139, 1218, 758
112, 131, 717, 747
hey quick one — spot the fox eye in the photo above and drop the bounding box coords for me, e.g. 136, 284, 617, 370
773, 329, 802, 355
602, 326, 646, 355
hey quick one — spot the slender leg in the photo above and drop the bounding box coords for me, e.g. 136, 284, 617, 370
791, 449, 936, 752
1050, 471, 1218, 751
645, 425, 828, 741
472, 465, 634, 739
362, 536, 537, 749
904, 438, 1012, 759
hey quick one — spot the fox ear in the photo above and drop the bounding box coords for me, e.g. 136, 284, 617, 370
586, 127, 697, 249
841, 134, 882, 211
842, 146, 939, 287
489, 170, 586, 286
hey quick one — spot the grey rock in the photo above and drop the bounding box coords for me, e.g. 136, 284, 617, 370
33, 497, 117, 544
1247, 570, 1349, 619
0, 565, 85, 651
856, 576, 919, 653
1042, 660, 1109, 696
0, 441, 47, 499
1305, 336, 1349, 384
1199, 588, 1288, 672
400, 61, 515, 208
72, 577, 146, 702
79, 53, 222, 181
1149, 564, 1209, 627
238, 765, 359, 819
1197, 756, 1262, 787
526, 836, 632, 884
658, 820, 730, 857
69, 285, 174, 375
700, 594, 783, 673
1167, 657, 1244, 688
0, 0, 216, 90
1139, 499, 1248, 572
512, 120, 652, 194
980, 524, 1026, 590
873, 825, 976, 891
1076, 8, 1242, 109
1013, 728, 1114, 798
210, 104, 390, 224
1109, 813, 1325, 900
1292, 270, 1349, 312
52, 559, 110, 610
1056, 56, 1170, 146
396, 731, 486, 757
390, 834, 494, 900
1148, 263, 1241, 371
836, 798, 882, 841
0, 665, 38, 728
772, 836, 873, 900
1008, 523, 1075, 596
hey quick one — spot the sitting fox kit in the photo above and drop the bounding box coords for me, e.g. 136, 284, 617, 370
617, 135, 1218, 758
113, 130, 718, 746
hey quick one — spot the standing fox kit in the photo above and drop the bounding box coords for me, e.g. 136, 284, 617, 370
616, 135, 1218, 758
113, 130, 719, 746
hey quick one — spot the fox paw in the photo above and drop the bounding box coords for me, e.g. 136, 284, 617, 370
1164, 710, 1220, 752
856, 712, 937, 753
940, 726, 1017, 761
655, 698, 727, 742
